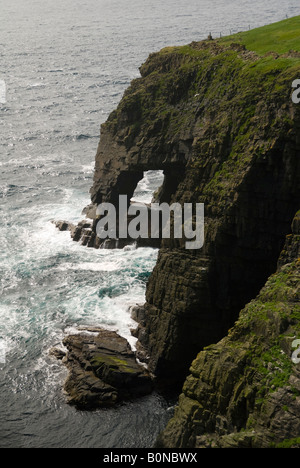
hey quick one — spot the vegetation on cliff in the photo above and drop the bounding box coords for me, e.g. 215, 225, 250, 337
219, 16, 300, 55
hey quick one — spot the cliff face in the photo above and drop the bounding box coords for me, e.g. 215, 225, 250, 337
90, 29, 300, 383
157, 212, 300, 448
55, 17, 300, 446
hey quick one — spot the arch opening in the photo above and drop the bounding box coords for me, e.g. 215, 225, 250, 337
131, 170, 165, 205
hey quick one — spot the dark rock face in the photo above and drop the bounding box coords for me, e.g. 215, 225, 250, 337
52, 328, 153, 410
156, 213, 300, 448
278, 211, 300, 268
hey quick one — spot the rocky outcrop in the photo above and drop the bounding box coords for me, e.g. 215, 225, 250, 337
156, 212, 300, 448
51, 328, 153, 409
53, 203, 161, 249
53, 219, 98, 248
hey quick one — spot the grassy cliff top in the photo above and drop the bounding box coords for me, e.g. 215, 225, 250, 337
155, 16, 300, 72
110, 16, 300, 131
219, 15, 300, 55
157, 16, 300, 56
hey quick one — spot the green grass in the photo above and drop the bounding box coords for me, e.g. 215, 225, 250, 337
219, 16, 300, 55
160, 16, 300, 59
272, 437, 300, 448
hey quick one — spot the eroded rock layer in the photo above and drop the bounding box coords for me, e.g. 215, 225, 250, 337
55, 19, 300, 445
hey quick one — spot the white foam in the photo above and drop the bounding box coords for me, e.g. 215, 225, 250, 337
123, 243, 137, 251
81, 162, 94, 174
131, 170, 164, 204
57, 261, 120, 272
0, 79, 6, 104
27, 82, 45, 88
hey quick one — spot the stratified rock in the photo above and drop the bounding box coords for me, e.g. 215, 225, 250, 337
56, 32, 300, 381
156, 213, 300, 448
59, 328, 153, 409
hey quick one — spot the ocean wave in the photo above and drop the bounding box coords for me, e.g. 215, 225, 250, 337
56, 261, 121, 272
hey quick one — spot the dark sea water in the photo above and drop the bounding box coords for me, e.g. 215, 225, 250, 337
1, 0, 299, 449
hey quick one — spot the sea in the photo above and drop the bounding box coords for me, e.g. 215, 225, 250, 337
0, 0, 299, 449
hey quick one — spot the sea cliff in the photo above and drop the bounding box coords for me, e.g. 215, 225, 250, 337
56, 17, 300, 447
156, 212, 300, 448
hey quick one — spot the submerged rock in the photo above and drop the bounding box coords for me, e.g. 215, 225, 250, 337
55, 328, 153, 410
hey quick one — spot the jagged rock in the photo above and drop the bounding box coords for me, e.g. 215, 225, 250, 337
53, 204, 161, 249
53, 220, 70, 232
57, 328, 153, 409
55, 32, 300, 383
81, 203, 98, 220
